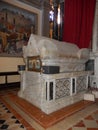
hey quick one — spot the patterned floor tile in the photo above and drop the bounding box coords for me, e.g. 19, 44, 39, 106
74, 120, 86, 127
84, 120, 98, 128
72, 128, 87, 130
1, 87, 98, 130
93, 114, 98, 120
84, 115, 94, 120
67, 109, 98, 130
0, 101, 26, 130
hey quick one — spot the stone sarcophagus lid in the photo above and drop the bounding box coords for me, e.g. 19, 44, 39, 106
23, 34, 89, 73
18, 34, 91, 114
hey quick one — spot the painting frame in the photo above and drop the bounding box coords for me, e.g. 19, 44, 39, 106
0, 1, 39, 57
27, 56, 42, 72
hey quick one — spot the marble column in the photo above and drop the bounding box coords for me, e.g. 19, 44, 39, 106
92, 0, 98, 52
90, 0, 98, 88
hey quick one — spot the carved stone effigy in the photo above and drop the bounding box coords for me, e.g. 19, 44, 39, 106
23, 34, 89, 72
18, 34, 91, 114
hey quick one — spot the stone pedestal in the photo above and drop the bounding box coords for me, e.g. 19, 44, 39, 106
18, 71, 91, 114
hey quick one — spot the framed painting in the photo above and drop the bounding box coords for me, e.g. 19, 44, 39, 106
0, 1, 38, 57
27, 56, 42, 72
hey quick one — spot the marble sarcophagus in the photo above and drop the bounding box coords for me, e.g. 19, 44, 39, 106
18, 34, 91, 114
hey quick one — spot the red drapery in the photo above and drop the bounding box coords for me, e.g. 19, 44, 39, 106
63, 0, 96, 48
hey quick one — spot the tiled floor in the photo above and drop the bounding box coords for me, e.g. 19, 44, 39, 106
0, 101, 26, 130
0, 87, 98, 130
67, 110, 98, 130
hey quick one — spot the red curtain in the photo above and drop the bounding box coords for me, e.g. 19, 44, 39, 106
63, 0, 96, 48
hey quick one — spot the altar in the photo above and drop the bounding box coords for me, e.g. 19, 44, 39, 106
18, 34, 91, 114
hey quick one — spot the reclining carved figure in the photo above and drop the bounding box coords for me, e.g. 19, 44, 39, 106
23, 34, 89, 72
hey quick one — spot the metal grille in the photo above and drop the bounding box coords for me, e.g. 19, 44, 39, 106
55, 78, 71, 99
76, 76, 87, 93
